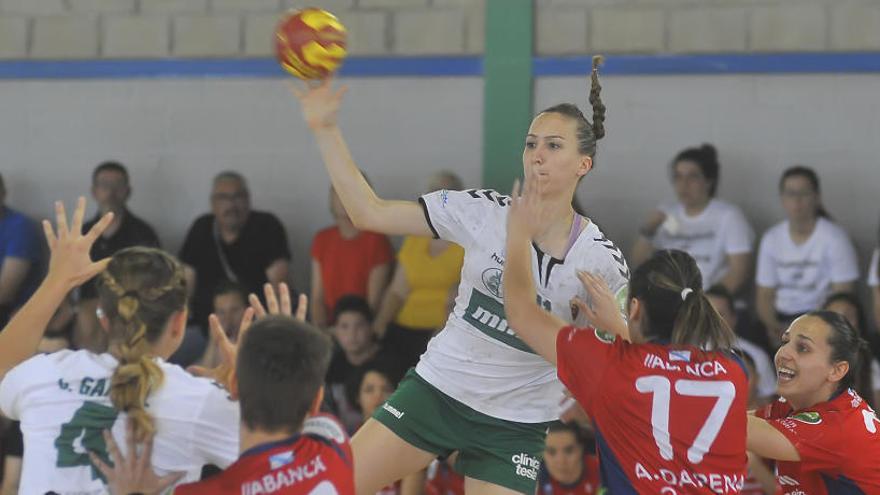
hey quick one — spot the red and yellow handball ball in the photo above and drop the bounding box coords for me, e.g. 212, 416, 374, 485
274, 8, 347, 80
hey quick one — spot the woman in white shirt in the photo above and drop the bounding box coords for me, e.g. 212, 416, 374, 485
869, 244, 879, 331
756, 166, 859, 346
632, 143, 754, 294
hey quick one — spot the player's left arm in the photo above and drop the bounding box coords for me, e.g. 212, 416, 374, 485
503, 180, 566, 365
746, 415, 801, 462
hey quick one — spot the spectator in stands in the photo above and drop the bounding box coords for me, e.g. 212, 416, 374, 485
179, 171, 291, 331
311, 181, 393, 328
0, 174, 43, 328
538, 422, 601, 495
325, 295, 402, 433
631, 144, 754, 295
195, 281, 248, 369
75, 161, 160, 352
868, 236, 880, 339
823, 292, 879, 408
706, 285, 776, 404
373, 171, 465, 370
756, 166, 859, 346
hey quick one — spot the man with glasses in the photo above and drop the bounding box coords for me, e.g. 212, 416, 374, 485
76, 161, 160, 351
179, 171, 291, 333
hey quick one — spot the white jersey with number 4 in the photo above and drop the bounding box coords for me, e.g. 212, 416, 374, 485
0, 349, 239, 495
415, 189, 630, 423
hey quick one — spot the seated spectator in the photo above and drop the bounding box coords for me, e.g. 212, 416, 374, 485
194, 281, 248, 369
311, 184, 393, 328
325, 295, 402, 433
0, 173, 43, 327
373, 171, 465, 370
346, 365, 423, 495
631, 144, 754, 294
76, 161, 160, 352
869, 242, 880, 344
823, 292, 880, 408
180, 171, 291, 331
756, 166, 859, 346
706, 285, 776, 403
538, 422, 601, 495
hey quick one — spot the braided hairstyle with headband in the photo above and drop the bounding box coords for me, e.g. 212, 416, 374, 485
630, 249, 735, 352
96, 247, 187, 441
539, 55, 606, 162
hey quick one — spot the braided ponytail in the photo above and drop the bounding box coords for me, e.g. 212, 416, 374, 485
589, 55, 605, 141
98, 247, 187, 442
539, 54, 607, 162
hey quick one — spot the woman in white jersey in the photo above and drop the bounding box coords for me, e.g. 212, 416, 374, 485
0, 199, 239, 494
631, 143, 754, 294
293, 56, 629, 495
868, 241, 880, 332
756, 166, 859, 346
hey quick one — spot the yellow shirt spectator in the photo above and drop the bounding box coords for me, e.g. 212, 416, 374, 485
395, 236, 464, 329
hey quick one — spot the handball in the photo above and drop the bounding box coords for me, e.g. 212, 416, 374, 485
274, 8, 347, 80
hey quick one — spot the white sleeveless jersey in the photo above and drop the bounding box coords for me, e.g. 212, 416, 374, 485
415, 189, 630, 423
0, 350, 239, 495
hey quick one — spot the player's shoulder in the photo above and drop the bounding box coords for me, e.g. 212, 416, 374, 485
302, 413, 350, 446
574, 222, 629, 280
155, 359, 234, 402
761, 221, 788, 242
428, 188, 511, 213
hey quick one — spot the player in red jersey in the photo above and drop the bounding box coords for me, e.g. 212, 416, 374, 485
94, 311, 354, 495
538, 422, 601, 495
748, 311, 880, 495
503, 176, 749, 494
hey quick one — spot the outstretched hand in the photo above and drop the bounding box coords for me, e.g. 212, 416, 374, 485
507, 170, 546, 243
43, 197, 114, 291
572, 271, 630, 341
89, 421, 184, 495
188, 283, 308, 396
290, 77, 349, 131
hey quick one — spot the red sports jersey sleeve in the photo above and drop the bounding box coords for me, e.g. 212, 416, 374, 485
556, 325, 619, 414
559, 331, 750, 494
174, 414, 354, 495
757, 390, 880, 495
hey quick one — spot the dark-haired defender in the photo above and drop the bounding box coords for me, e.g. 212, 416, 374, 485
293, 57, 628, 495
749, 311, 880, 494
171, 315, 353, 495
505, 173, 749, 493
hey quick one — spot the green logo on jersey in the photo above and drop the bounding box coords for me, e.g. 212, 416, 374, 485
594, 329, 617, 344
481, 268, 504, 298
463, 289, 535, 354
791, 411, 822, 424
54, 401, 119, 481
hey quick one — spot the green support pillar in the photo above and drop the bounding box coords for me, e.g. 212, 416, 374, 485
482, 0, 533, 191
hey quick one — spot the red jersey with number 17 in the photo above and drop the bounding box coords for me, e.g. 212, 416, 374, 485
755, 389, 880, 494
173, 414, 354, 495
556, 326, 749, 494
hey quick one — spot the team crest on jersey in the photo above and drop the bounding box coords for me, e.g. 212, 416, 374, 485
482, 268, 504, 298
269, 450, 295, 470
594, 328, 616, 344
791, 411, 822, 424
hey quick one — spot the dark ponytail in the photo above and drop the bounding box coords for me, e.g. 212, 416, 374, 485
630, 250, 735, 351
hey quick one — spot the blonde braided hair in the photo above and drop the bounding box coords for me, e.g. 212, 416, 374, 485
97, 247, 187, 441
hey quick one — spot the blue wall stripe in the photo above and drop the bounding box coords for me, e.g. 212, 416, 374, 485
1, 53, 879, 79
535, 53, 880, 76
